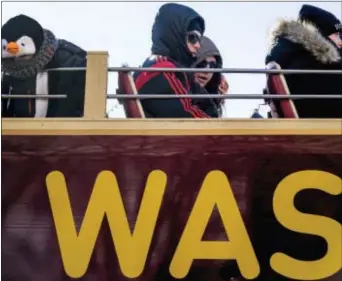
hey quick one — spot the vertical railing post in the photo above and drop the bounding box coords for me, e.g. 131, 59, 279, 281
84, 51, 109, 119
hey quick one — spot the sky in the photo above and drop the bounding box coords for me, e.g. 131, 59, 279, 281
1, 1, 341, 118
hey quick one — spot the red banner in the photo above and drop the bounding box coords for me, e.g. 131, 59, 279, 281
2, 135, 342, 281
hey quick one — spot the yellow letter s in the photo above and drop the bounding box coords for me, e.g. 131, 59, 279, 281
271, 170, 342, 280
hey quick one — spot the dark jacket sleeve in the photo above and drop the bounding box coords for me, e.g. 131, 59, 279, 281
135, 60, 210, 118
48, 40, 87, 117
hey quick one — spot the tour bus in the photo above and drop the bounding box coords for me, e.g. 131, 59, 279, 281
2, 52, 342, 281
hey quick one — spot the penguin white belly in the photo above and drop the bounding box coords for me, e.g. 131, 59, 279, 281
35, 72, 49, 117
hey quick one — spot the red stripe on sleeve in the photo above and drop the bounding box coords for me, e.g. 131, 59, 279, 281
135, 56, 168, 91
135, 72, 159, 91
135, 56, 210, 118
158, 57, 209, 118
163, 73, 209, 118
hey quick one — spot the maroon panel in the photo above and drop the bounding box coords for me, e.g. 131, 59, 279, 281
2, 135, 342, 281
118, 71, 144, 118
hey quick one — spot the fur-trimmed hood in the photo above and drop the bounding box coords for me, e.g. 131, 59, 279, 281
267, 19, 341, 64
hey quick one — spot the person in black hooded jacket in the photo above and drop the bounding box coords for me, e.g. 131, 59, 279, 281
1, 14, 87, 117
134, 3, 219, 118
191, 36, 229, 117
265, 4, 342, 118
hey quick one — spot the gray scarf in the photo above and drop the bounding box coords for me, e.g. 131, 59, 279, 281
2, 29, 59, 78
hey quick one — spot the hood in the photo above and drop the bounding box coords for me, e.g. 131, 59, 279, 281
151, 3, 205, 67
192, 36, 222, 67
192, 36, 223, 95
267, 19, 341, 64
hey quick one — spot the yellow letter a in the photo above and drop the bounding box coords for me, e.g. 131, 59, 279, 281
46, 170, 167, 278
169, 170, 260, 279
271, 170, 342, 280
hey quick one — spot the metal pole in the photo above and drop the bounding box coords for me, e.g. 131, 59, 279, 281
44, 67, 342, 75
2, 94, 341, 100
1, 94, 67, 99
47, 67, 86, 72
108, 67, 342, 75
108, 94, 342, 100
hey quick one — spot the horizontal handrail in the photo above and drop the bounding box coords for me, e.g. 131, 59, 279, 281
111, 94, 342, 99
2, 94, 341, 100
1, 94, 67, 99
111, 67, 342, 74
42, 67, 342, 75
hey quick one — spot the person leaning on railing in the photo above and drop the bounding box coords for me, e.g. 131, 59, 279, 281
133, 3, 219, 118
265, 4, 342, 118
191, 36, 229, 118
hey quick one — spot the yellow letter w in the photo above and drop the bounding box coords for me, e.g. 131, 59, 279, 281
46, 170, 167, 279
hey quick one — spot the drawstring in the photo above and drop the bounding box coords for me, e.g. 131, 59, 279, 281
28, 90, 32, 115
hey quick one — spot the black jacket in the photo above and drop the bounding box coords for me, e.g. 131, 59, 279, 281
266, 20, 342, 118
2, 40, 87, 117
133, 3, 219, 118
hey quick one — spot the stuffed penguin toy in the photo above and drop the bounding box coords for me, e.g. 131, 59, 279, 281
1, 14, 87, 117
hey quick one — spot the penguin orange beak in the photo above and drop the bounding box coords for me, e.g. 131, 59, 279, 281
6, 42, 19, 55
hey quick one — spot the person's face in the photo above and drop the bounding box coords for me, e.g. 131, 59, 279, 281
328, 32, 342, 48
195, 56, 217, 87
186, 31, 201, 56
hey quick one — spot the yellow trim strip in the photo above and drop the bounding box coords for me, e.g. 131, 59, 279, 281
2, 118, 341, 136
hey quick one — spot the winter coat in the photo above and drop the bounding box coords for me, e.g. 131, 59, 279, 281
266, 19, 342, 118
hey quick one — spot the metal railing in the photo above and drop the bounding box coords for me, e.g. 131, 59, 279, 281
1, 95, 67, 99
111, 94, 342, 99
2, 94, 342, 100
1, 52, 342, 118
45, 66, 342, 75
